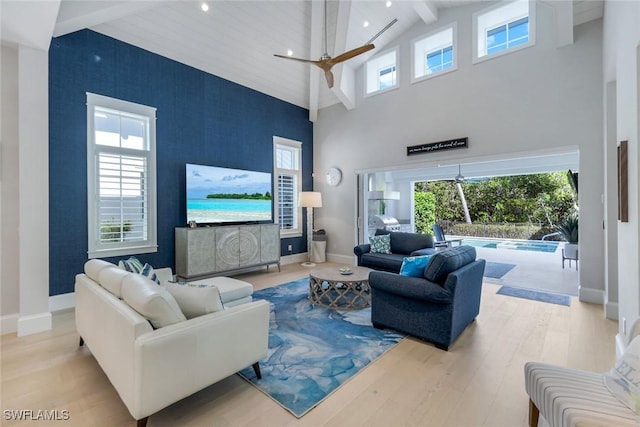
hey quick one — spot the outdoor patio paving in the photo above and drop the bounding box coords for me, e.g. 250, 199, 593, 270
472, 243, 579, 296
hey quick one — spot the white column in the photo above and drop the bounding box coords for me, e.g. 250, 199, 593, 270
17, 45, 51, 336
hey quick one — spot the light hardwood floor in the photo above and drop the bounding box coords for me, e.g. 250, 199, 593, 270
1, 262, 618, 427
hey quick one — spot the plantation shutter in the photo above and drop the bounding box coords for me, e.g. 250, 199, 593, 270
97, 153, 148, 243
278, 173, 295, 229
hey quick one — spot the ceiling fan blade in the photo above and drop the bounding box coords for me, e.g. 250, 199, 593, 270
324, 70, 334, 88
329, 44, 375, 65
273, 54, 319, 65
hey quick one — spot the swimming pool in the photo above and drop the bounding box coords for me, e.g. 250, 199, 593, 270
460, 237, 560, 253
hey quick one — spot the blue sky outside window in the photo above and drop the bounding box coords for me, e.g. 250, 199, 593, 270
487, 17, 528, 55
379, 66, 396, 90
426, 46, 453, 74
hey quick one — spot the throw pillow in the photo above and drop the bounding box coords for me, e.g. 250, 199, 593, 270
163, 282, 225, 319
119, 256, 144, 274
399, 255, 432, 278
604, 335, 640, 414
140, 263, 160, 285
370, 234, 391, 254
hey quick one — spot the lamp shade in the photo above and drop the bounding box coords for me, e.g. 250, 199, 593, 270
299, 191, 323, 208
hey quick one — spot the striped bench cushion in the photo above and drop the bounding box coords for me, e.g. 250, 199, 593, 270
525, 362, 638, 427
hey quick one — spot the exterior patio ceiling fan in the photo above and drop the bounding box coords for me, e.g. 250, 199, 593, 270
274, 0, 397, 88
454, 164, 465, 183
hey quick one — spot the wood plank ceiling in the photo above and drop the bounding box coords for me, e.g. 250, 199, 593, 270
41, 1, 602, 117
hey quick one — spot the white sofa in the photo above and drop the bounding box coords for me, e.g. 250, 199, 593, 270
75, 259, 270, 426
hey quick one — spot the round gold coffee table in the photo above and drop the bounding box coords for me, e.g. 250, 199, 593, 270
308, 266, 373, 310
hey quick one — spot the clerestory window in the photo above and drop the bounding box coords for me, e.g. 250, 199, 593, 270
412, 24, 457, 83
474, 0, 535, 63
365, 47, 399, 96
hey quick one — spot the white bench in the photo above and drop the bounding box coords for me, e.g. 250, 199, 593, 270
525, 321, 640, 427
525, 362, 637, 426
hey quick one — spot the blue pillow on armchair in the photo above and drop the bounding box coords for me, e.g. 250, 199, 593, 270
399, 255, 432, 277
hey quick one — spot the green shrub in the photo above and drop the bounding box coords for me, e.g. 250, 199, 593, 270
100, 219, 132, 242
414, 191, 436, 234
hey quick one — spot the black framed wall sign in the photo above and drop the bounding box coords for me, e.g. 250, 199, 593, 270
407, 137, 468, 156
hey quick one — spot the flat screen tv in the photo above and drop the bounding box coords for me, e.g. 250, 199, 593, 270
186, 163, 273, 225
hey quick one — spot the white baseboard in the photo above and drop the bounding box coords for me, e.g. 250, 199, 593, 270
280, 253, 309, 265
578, 286, 604, 304
50, 292, 75, 312
327, 253, 355, 265
17, 312, 52, 336
605, 300, 619, 320
1, 313, 18, 335
281, 253, 356, 266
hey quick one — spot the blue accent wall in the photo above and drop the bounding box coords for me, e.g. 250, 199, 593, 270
49, 30, 313, 296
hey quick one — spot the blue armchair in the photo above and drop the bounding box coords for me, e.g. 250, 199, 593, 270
369, 245, 485, 351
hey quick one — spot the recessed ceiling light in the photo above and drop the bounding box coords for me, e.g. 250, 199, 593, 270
363, 21, 369, 28
201, 3, 209, 12
287, 49, 293, 56
386, 1, 392, 7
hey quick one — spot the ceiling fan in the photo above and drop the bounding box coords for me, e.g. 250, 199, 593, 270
454, 164, 465, 184
274, 0, 397, 88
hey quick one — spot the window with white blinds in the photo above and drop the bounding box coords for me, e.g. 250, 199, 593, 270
87, 93, 158, 258
274, 137, 302, 237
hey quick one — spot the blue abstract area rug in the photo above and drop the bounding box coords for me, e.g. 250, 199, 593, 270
497, 285, 571, 306
238, 277, 405, 418
484, 261, 516, 279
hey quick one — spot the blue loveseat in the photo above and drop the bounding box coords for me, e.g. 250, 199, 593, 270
353, 229, 436, 273
369, 245, 485, 351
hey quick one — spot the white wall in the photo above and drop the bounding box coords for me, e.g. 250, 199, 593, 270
314, 2, 605, 300
602, 1, 640, 349
1, 45, 20, 333
0, 44, 52, 336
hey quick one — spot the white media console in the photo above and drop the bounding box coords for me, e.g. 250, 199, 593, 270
175, 223, 280, 280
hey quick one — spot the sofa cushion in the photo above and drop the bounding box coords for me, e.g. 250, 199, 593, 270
424, 245, 476, 285
98, 266, 129, 298
163, 282, 224, 319
399, 255, 432, 278
121, 274, 186, 328
389, 232, 434, 255
361, 252, 406, 272
370, 234, 391, 254
85, 259, 115, 282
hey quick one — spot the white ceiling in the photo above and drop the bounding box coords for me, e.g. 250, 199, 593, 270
1, 0, 604, 118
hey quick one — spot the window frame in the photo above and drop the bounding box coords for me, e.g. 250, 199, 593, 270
273, 136, 302, 238
411, 23, 458, 84
473, 0, 535, 64
364, 46, 399, 97
86, 92, 158, 259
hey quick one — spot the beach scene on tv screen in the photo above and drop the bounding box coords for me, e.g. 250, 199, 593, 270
186, 164, 272, 223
